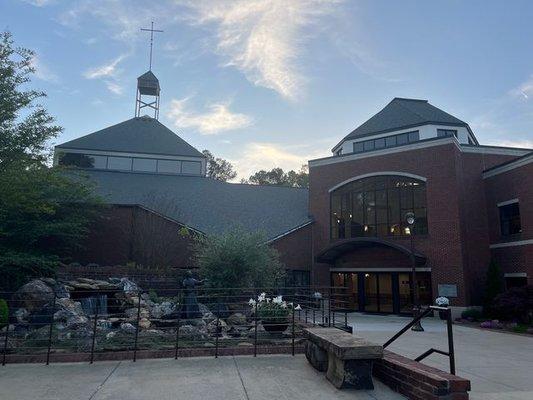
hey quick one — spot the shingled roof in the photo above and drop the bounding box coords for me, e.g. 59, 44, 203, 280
57, 117, 204, 158
83, 170, 311, 241
333, 98, 474, 150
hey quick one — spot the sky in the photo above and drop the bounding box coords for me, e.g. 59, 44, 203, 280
3, 0, 533, 180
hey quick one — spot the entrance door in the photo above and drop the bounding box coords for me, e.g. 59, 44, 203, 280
363, 273, 393, 313
331, 272, 358, 310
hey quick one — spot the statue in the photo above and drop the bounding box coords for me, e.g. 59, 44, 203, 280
181, 270, 205, 319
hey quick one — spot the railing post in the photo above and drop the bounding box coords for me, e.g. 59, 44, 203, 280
90, 305, 98, 364
328, 287, 332, 327
291, 297, 296, 356
133, 290, 142, 362
446, 308, 456, 375
215, 310, 220, 358
174, 313, 180, 360
254, 294, 258, 357
46, 291, 57, 365
2, 303, 11, 366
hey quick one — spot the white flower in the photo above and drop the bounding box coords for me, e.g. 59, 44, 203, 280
273, 295, 283, 304
435, 296, 449, 306
294, 304, 302, 310
313, 292, 322, 299
266, 297, 271, 303
257, 292, 266, 302
248, 298, 256, 306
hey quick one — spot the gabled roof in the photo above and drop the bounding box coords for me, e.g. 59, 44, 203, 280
82, 170, 312, 240
56, 117, 204, 158
333, 98, 475, 151
138, 70, 159, 83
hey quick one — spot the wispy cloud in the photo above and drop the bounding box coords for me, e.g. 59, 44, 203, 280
30, 54, 58, 83
21, 0, 55, 6
83, 54, 127, 95
167, 97, 253, 135
83, 54, 126, 79
178, 0, 341, 101
509, 75, 533, 100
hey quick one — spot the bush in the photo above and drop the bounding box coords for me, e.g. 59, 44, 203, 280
492, 285, 533, 324
195, 227, 285, 290
461, 308, 483, 321
0, 299, 8, 328
484, 259, 504, 316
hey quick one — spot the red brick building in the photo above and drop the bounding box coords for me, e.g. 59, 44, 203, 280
307, 98, 532, 315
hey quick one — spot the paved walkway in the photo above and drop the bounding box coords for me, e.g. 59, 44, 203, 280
0, 354, 403, 400
348, 313, 533, 400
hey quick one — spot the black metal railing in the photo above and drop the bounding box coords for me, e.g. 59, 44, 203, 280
0, 284, 350, 365
383, 305, 456, 375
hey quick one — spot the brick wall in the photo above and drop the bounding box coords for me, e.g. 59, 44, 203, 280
308, 143, 515, 306
485, 161, 533, 284
374, 350, 471, 400
270, 223, 313, 272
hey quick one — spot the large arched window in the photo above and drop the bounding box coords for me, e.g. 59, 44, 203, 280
330, 175, 428, 240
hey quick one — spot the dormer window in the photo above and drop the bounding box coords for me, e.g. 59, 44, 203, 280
437, 129, 457, 138
352, 130, 419, 154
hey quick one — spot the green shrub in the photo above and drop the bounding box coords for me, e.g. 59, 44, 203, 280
461, 308, 483, 321
493, 285, 532, 324
0, 299, 8, 328
195, 227, 285, 290
484, 260, 504, 316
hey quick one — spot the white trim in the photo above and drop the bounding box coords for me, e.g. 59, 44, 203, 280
504, 272, 527, 278
328, 172, 427, 193
267, 220, 314, 243
497, 199, 519, 207
311, 137, 531, 169
489, 239, 533, 249
331, 267, 431, 272
310, 138, 459, 168
483, 153, 533, 179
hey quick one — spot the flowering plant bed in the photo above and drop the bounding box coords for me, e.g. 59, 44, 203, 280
249, 293, 301, 333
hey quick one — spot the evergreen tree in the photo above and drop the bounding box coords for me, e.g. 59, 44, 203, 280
484, 259, 504, 316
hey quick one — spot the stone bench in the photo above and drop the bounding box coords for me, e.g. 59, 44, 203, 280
303, 327, 383, 390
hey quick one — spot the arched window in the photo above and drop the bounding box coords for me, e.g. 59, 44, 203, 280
330, 175, 427, 239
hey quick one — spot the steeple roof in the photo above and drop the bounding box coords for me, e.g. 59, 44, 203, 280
56, 116, 204, 158
333, 98, 474, 150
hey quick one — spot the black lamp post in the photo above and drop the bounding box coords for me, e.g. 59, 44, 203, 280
406, 212, 424, 332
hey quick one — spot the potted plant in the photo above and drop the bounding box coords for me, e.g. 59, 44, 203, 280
435, 296, 450, 320
249, 293, 300, 333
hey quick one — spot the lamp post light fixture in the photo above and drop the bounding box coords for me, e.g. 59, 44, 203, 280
405, 212, 424, 332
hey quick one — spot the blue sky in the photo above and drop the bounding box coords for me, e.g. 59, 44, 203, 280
3, 0, 533, 179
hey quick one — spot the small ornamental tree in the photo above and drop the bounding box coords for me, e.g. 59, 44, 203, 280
195, 227, 285, 289
484, 259, 504, 316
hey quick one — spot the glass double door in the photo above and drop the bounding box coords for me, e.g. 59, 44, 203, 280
331, 271, 432, 314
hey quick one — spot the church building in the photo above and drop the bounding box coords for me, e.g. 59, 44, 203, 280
55, 69, 533, 315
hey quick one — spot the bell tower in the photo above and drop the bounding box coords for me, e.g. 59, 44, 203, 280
135, 21, 163, 119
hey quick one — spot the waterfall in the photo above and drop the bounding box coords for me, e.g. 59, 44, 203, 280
79, 294, 108, 315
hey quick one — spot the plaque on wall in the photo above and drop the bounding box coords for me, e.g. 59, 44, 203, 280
438, 284, 458, 298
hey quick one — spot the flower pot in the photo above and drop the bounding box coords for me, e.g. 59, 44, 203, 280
262, 320, 289, 333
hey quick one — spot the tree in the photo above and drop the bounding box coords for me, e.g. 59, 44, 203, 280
202, 150, 237, 182
484, 259, 504, 316
194, 227, 285, 289
243, 165, 309, 188
0, 31, 101, 291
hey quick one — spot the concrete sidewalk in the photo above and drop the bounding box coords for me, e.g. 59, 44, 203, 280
0, 354, 403, 400
349, 313, 533, 400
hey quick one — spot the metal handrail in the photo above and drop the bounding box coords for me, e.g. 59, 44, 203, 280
383, 305, 456, 375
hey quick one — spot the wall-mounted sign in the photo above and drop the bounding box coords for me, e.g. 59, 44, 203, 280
438, 284, 458, 298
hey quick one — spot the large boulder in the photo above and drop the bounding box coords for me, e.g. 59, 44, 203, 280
227, 313, 247, 326
149, 301, 176, 319
13, 280, 54, 312
179, 325, 207, 340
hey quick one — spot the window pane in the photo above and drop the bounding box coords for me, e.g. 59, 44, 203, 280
375, 138, 385, 149
107, 156, 132, 171
363, 140, 375, 151
132, 158, 157, 172
385, 136, 397, 147
408, 131, 419, 142
499, 203, 521, 236
375, 189, 387, 225
353, 142, 364, 153
182, 161, 202, 175
91, 155, 107, 169
157, 160, 181, 174
397, 133, 409, 145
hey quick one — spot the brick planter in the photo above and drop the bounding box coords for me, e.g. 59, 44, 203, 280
373, 350, 470, 400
